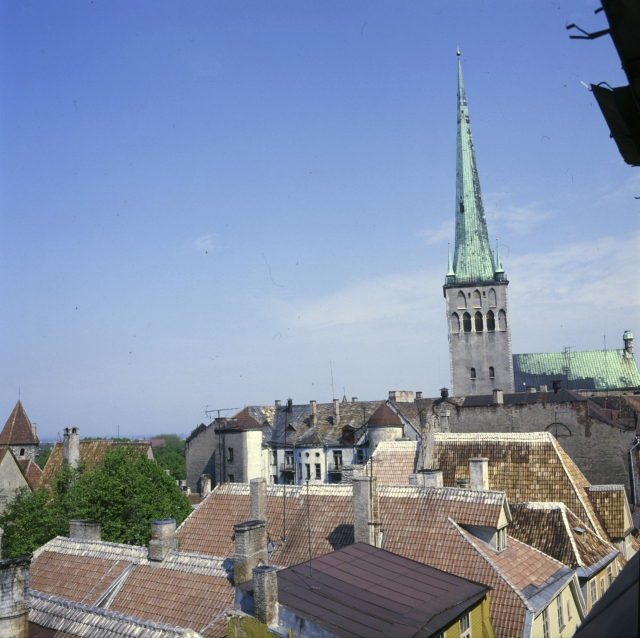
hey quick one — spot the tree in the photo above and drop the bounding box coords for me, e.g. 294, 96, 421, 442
37, 442, 54, 469
0, 446, 191, 557
152, 434, 186, 480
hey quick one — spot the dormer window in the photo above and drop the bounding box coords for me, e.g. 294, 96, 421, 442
496, 527, 507, 551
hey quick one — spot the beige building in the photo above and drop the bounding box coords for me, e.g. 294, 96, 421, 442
0, 448, 30, 515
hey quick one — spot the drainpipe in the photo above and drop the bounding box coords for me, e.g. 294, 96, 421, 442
628, 436, 639, 506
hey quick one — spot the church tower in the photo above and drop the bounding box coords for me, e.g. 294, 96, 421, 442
443, 53, 514, 396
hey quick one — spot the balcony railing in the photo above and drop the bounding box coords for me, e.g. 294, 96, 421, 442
280, 462, 295, 473
328, 463, 343, 473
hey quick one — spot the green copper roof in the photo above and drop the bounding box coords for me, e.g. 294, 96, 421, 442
513, 350, 640, 392
451, 55, 496, 285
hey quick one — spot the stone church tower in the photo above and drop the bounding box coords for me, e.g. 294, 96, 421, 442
443, 53, 514, 396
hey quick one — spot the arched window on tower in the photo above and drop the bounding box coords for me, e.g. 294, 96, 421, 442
450, 312, 460, 333
470, 368, 476, 380
457, 291, 467, 309
486, 310, 495, 331
473, 290, 481, 308
475, 311, 483, 332
498, 310, 507, 331
489, 366, 495, 379
463, 312, 472, 333
488, 288, 497, 307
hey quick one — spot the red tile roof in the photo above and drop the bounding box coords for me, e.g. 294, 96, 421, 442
0, 400, 39, 446
16, 458, 44, 490
368, 403, 403, 427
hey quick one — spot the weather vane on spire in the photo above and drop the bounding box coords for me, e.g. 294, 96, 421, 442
456, 46, 460, 57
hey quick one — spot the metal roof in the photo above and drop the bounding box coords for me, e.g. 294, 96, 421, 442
272, 542, 490, 638
513, 349, 640, 392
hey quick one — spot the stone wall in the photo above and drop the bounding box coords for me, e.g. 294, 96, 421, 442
185, 423, 217, 493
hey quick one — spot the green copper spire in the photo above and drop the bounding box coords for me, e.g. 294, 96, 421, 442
451, 52, 496, 285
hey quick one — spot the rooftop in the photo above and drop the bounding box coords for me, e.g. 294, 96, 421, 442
0, 400, 39, 446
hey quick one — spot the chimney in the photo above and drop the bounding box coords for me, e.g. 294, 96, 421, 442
421, 425, 434, 471
185, 486, 191, 496
526, 386, 537, 393
31, 423, 37, 439
149, 519, 177, 562
250, 478, 267, 521
456, 478, 470, 489
63, 427, 80, 468
439, 410, 450, 433
351, 397, 358, 403
418, 469, 443, 487
275, 400, 281, 407
540, 385, 548, 392
201, 474, 211, 497
352, 476, 380, 546
469, 458, 489, 491
440, 388, 449, 400
253, 565, 279, 627
0, 556, 31, 638
552, 380, 562, 394
408, 474, 418, 485
165, 469, 171, 476
333, 399, 340, 426
286, 399, 293, 414
233, 520, 268, 584
69, 520, 101, 541
310, 400, 317, 427
415, 392, 423, 400
623, 330, 634, 355
492, 389, 504, 405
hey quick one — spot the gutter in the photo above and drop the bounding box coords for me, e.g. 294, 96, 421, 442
575, 549, 619, 580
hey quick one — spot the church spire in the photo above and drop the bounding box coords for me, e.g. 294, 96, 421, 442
451, 52, 495, 285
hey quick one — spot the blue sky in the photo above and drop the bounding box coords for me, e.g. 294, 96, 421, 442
1, 1, 638, 439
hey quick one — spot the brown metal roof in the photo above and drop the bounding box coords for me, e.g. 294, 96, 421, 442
368, 403, 403, 427
0, 400, 39, 446
269, 543, 489, 638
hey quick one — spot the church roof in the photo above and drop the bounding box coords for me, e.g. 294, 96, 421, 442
450, 54, 496, 286
513, 349, 640, 392
0, 400, 39, 446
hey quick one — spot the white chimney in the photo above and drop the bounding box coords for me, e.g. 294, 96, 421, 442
201, 474, 211, 497
469, 458, 489, 491
492, 389, 504, 405
418, 470, 443, 487
310, 400, 317, 427
540, 385, 548, 392
352, 476, 380, 547
149, 519, 177, 562
333, 399, 340, 426
253, 565, 279, 627
351, 397, 358, 403
69, 520, 101, 541
526, 387, 537, 393
63, 427, 80, 468
250, 477, 267, 521
275, 400, 281, 407
623, 331, 634, 355
31, 423, 37, 439
0, 556, 31, 638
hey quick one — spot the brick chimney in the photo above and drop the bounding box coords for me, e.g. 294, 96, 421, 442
0, 556, 30, 638
233, 520, 268, 584
201, 474, 212, 497
469, 458, 489, 491
69, 520, 101, 541
63, 427, 80, 468
352, 476, 380, 547
492, 389, 504, 405
149, 519, 177, 562
250, 478, 267, 521
253, 564, 279, 627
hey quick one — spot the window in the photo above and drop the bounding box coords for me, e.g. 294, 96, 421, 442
496, 527, 507, 551
463, 312, 472, 333
459, 612, 470, 638
305, 464, 311, 480
20, 448, 25, 456
450, 312, 461, 333
590, 579, 597, 606
557, 593, 564, 630
227, 447, 234, 462
488, 288, 497, 307
457, 291, 467, 309
486, 310, 495, 331
473, 290, 481, 308
607, 564, 613, 586
272, 475, 278, 484
542, 608, 550, 638
475, 311, 483, 332
489, 366, 495, 379
285, 451, 294, 465
272, 450, 277, 465
356, 448, 365, 464
298, 463, 302, 480
498, 309, 507, 331
333, 451, 343, 470
315, 463, 321, 480
470, 368, 476, 381
228, 474, 235, 483
600, 575, 605, 595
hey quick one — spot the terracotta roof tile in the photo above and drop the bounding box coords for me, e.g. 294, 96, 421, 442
17, 458, 43, 490
39, 441, 152, 489
0, 400, 39, 445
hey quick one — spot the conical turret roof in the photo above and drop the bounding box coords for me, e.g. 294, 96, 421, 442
368, 403, 403, 427
0, 400, 39, 446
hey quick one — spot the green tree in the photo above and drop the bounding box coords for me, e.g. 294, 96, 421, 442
37, 442, 54, 469
0, 446, 191, 557
152, 434, 186, 480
